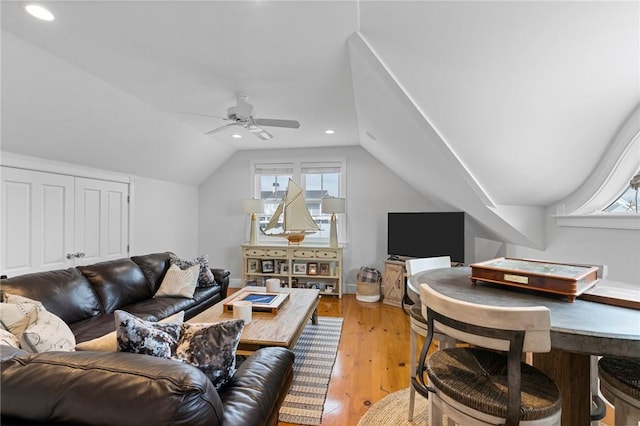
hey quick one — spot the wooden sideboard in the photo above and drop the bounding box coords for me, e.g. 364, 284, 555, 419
242, 244, 342, 298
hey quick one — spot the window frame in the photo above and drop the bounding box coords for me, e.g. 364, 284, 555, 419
250, 159, 347, 245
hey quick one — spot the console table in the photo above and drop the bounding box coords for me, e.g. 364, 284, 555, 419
242, 244, 342, 298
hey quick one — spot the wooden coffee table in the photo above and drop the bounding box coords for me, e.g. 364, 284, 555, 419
188, 287, 320, 355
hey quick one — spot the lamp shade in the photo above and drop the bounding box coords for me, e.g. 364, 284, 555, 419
321, 197, 346, 214
243, 198, 264, 214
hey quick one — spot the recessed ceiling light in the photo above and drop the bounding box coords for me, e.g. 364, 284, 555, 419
231, 134, 242, 139
325, 129, 335, 135
25, 4, 55, 21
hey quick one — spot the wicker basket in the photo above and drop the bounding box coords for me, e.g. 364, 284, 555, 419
356, 278, 381, 302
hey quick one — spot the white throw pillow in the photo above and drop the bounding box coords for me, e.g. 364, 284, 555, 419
75, 311, 185, 352
155, 264, 199, 298
0, 327, 20, 348
3, 294, 76, 353
0, 302, 38, 340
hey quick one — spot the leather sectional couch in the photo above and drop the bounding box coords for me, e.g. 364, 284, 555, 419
0, 252, 231, 343
0, 252, 295, 425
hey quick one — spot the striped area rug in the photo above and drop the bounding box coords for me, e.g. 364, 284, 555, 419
278, 316, 343, 425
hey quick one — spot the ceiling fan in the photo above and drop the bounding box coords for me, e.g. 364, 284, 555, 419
186, 93, 300, 141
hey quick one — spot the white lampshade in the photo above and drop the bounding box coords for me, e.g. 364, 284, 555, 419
321, 197, 346, 214
243, 198, 264, 214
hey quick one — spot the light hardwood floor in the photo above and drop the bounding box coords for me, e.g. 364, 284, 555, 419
255, 292, 614, 426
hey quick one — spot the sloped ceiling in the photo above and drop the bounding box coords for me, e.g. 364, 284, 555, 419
2, 1, 638, 248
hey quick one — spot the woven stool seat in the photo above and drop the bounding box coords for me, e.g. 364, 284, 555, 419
599, 357, 640, 400
428, 347, 562, 421
409, 304, 427, 324
598, 356, 640, 425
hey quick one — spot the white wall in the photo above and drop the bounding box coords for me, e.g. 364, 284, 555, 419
130, 176, 199, 258
507, 209, 640, 285
198, 145, 441, 292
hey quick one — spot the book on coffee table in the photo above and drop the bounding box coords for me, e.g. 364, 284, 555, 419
223, 290, 290, 313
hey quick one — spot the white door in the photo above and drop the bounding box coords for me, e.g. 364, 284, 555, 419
1, 167, 75, 275
74, 177, 129, 266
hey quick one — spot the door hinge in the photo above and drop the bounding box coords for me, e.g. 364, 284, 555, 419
127, 244, 130, 253
127, 195, 130, 203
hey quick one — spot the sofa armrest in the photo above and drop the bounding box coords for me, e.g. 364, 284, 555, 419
1, 350, 224, 426
211, 268, 231, 298
220, 347, 295, 426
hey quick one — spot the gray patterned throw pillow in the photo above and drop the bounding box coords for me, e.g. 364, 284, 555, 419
173, 319, 245, 389
115, 310, 182, 358
169, 253, 216, 287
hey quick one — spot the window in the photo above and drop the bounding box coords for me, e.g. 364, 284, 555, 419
603, 174, 639, 213
252, 160, 346, 243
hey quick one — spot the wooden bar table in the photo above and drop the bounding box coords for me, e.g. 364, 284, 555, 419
410, 267, 640, 426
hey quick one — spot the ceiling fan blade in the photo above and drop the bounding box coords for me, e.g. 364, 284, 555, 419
254, 118, 300, 129
204, 122, 237, 135
254, 129, 273, 141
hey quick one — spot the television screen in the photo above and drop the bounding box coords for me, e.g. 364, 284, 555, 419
387, 212, 465, 262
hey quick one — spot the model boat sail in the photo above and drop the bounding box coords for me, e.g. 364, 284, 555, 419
264, 179, 319, 244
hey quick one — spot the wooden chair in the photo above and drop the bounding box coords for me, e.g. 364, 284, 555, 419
412, 283, 562, 426
598, 356, 640, 425
405, 256, 452, 421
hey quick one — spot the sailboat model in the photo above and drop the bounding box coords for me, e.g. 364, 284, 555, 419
264, 179, 319, 244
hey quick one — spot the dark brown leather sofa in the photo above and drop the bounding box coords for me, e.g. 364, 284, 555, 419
0, 252, 230, 343
0, 252, 295, 425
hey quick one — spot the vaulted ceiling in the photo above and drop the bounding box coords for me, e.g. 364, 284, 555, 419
2, 1, 638, 248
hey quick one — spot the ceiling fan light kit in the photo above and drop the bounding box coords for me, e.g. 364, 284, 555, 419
195, 93, 300, 140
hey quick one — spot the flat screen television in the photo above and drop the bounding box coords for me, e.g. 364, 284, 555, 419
387, 212, 465, 262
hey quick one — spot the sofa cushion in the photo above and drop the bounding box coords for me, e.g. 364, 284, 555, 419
1, 350, 224, 425
115, 310, 182, 358
131, 252, 171, 293
174, 319, 244, 390
170, 253, 216, 287
4, 294, 76, 353
79, 259, 153, 313
154, 264, 199, 298
120, 296, 196, 322
0, 268, 101, 324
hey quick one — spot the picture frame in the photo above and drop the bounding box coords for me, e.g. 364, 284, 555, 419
307, 262, 318, 275
319, 263, 331, 276
293, 263, 307, 275
274, 259, 283, 274
280, 263, 289, 274
248, 259, 260, 273
261, 259, 275, 273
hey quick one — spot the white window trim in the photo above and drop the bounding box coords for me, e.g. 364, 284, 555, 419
250, 157, 347, 245
552, 106, 640, 230
554, 213, 640, 230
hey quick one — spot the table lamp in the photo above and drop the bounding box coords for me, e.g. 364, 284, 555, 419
321, 197, 346, 248
243, 198, 264, 245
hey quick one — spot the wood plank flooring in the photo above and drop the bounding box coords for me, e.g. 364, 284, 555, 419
228, 291, 615, 426
280, 294, 412, 426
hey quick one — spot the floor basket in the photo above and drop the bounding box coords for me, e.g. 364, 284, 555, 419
356, 279, 381, 302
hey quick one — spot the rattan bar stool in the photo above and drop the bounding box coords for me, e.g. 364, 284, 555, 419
412, 283, 562, 426
405, 256, 452, 422
598, 356, 640, 425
